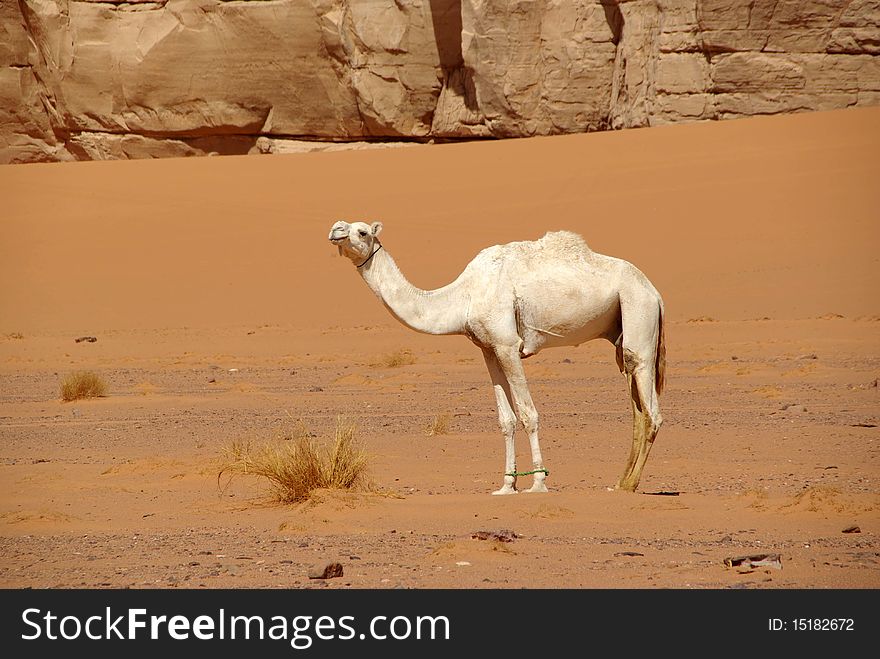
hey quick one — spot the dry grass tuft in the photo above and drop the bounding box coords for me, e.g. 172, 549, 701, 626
424, 413, 451, 436
218, 416, 370, 503
374, 348, 416, 368
60, 371, 107, 401
6, 332, 24, 340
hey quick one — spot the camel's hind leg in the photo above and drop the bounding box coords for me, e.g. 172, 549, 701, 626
617, 357, 662, 491
615, 302, 664, 491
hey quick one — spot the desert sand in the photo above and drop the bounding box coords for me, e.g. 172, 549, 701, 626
1, 107, 878, 589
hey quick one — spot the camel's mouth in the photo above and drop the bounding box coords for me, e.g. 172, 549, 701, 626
329, 222, 350, 244
329, 229, 349, 243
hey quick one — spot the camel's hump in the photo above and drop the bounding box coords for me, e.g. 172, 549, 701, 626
471, 230, 592, 269
536, 230, 591, 254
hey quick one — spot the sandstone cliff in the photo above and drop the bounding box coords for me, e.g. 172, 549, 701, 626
2, 0, 878, 163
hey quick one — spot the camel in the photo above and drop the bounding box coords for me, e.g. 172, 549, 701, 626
328, 221, 665, 494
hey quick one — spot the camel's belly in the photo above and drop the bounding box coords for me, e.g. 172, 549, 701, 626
515, 285, 620, 357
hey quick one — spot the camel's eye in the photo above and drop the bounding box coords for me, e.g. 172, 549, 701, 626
359, 230, 368, 237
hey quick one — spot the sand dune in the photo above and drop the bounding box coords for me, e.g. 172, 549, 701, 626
2, 107, 878, 333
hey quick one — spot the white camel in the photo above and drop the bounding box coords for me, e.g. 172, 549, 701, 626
328, 221, 665, 494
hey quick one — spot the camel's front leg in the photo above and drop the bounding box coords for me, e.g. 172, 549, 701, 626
494, 346, 548, 494
482, 349, 518, 495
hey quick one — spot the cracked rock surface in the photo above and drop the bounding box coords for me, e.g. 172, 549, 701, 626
2, 0, 879, 163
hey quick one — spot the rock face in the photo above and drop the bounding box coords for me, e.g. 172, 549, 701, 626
2, 0, 878, 163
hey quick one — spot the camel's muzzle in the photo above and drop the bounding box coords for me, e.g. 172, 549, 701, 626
329, 220, 350, 243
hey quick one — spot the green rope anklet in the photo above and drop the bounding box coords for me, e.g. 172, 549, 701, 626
505, 468, 549, 478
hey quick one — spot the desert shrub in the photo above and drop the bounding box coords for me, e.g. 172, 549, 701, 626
61, 371, 107, 401
219, 416, 370, 503
424, 413, 451, 436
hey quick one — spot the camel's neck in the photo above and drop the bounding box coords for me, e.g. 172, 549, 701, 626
357, 247, 468, 336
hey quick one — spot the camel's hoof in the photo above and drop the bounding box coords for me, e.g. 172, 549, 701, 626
523, 482, 549, 494
491, 486, 518, 496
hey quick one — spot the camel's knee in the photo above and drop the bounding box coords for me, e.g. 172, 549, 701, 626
517, 406, 538, 434
498, 410, 516, 436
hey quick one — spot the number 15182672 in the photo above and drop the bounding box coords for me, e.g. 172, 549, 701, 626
769, 618, 854, 631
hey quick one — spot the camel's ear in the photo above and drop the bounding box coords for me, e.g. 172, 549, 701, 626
370, 222, 383, 237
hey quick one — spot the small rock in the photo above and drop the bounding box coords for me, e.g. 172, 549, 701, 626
75, 336, 97, 343
455, 561, 471, 567
308, 562, 344, 579
723, 553, 782, 570
207, 377, 216, 383
614, 551, 645, 557
228, 368, 239, 373
561, 358, 572, 364
472, 529, 518, 543
797, 353, 818, 360
842, 526, 861, 534
309, 386, 323, 392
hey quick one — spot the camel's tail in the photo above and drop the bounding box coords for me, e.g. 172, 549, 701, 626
655, 302, 666, 396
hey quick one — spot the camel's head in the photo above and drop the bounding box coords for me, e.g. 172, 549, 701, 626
328, 220, 383, 265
